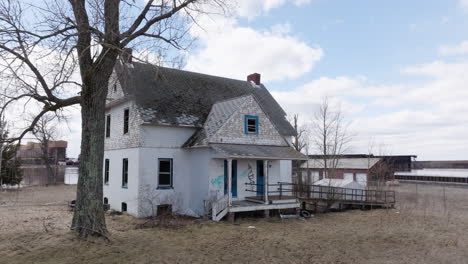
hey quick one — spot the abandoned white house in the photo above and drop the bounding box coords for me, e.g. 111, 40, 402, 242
103, 58, 305, 220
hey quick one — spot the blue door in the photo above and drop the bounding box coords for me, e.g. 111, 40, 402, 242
232, 160, 238, 197
256, 160, 264, 195
224, 160, 238, 197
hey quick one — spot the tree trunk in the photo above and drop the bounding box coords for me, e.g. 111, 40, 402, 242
71, 66, 115, 237
41, 144, 54, 185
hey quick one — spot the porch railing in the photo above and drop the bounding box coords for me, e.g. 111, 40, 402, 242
212, 195, 229, 221
277, 182, 396, 205
245, 182, 396, 205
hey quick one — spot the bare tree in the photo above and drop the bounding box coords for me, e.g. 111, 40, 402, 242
310, 97, 352, 180
0, 0, 226, 238
32, 114, 58, 185
289, 114, 309, 191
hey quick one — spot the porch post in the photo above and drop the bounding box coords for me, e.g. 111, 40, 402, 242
227, 159, 233, 206
264, 160, 269, 204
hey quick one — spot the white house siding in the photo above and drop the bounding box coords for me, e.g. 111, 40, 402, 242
103, 148, 140, 216
209, 96, 287, 146
107, 72, 125, 101
104, 100, 142, 150
137, 125, 208, 217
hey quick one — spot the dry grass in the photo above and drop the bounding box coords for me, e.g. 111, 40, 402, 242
1, 183, 468, 264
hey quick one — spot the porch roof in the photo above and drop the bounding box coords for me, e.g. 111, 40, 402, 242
210, 143, 307, 160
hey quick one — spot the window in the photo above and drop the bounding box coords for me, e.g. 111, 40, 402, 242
157, 204, 172, 216
123, 108, 129, 134
104, 159, 109, 184
103, 197, 108, 204
122, 158, 128, 188
244, 115, 259, 134
106, 115, 111, 138
158, 158, 173, 188
113, 84, 117, 92
121, 202, 127, 212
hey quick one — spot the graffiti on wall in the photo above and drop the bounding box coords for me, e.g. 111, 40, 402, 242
239, 163, 256, 192
210, 174, 224, 189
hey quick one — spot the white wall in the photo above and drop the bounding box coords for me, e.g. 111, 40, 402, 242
103, 148, 140, 216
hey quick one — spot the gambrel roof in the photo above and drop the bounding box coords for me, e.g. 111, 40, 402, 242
114, 62, 296, 136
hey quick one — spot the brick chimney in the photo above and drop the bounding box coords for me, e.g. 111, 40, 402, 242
121, 48, 133, 63
247, 73, 261, 85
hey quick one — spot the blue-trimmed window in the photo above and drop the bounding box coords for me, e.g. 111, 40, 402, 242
244, 115, 259, 134
122, 158, 128, 188
158, 158, 173, 189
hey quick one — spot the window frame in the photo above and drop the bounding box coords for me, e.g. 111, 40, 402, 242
105, 114, 111, 138
244, 115, 259, 135
123, 108, 129, 134
104, 159, 109, 185
122, 158, 128, 188
157, 158, 173, 189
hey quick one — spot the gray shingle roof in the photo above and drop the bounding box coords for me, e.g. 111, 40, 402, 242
211, 144, 307, 160
114, 62, 295, 136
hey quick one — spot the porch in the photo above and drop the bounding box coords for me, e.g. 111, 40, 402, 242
209, 144, 306, 221
212, 182, 300, 221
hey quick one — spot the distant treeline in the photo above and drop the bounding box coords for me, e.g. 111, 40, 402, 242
414, 161, 468, 169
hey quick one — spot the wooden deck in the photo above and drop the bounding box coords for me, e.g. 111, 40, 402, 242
230, 199, 300, 213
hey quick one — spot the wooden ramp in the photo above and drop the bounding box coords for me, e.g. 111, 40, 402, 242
274, 182, 396, 208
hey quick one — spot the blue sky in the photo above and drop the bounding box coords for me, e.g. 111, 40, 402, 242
43, 0, 467, 160
183, 0, 468, 160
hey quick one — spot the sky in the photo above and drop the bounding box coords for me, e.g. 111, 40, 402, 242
60, 0, 468, 160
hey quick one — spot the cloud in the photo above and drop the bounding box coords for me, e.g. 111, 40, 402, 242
272, 60, 468, 159
235, 0, 311, 19
183, 0, 321, 82
185, 17, 323, 82
459, 0, 468, 11
439, 40, 468, 56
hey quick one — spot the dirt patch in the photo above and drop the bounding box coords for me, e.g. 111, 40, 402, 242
1, 183, 468, 264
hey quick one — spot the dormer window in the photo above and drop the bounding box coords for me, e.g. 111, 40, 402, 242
244, 115, 258, 135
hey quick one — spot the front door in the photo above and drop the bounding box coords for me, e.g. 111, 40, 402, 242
231, 160, 237, 197
256, 160, 264, 196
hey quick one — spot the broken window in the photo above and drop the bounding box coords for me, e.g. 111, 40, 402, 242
157, 204, 172, 216
106, 115, 111, 138
122, 158, 128, 188
104, 159, 109, 184
158, 158, 173, 188
244, 115, 259, 134
123, 108, 129, 134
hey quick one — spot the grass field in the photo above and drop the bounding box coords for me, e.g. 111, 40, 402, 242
1, 183, 468, 264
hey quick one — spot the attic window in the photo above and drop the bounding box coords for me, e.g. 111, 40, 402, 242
113, 83, 117, 92
244, 115, 258, 135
